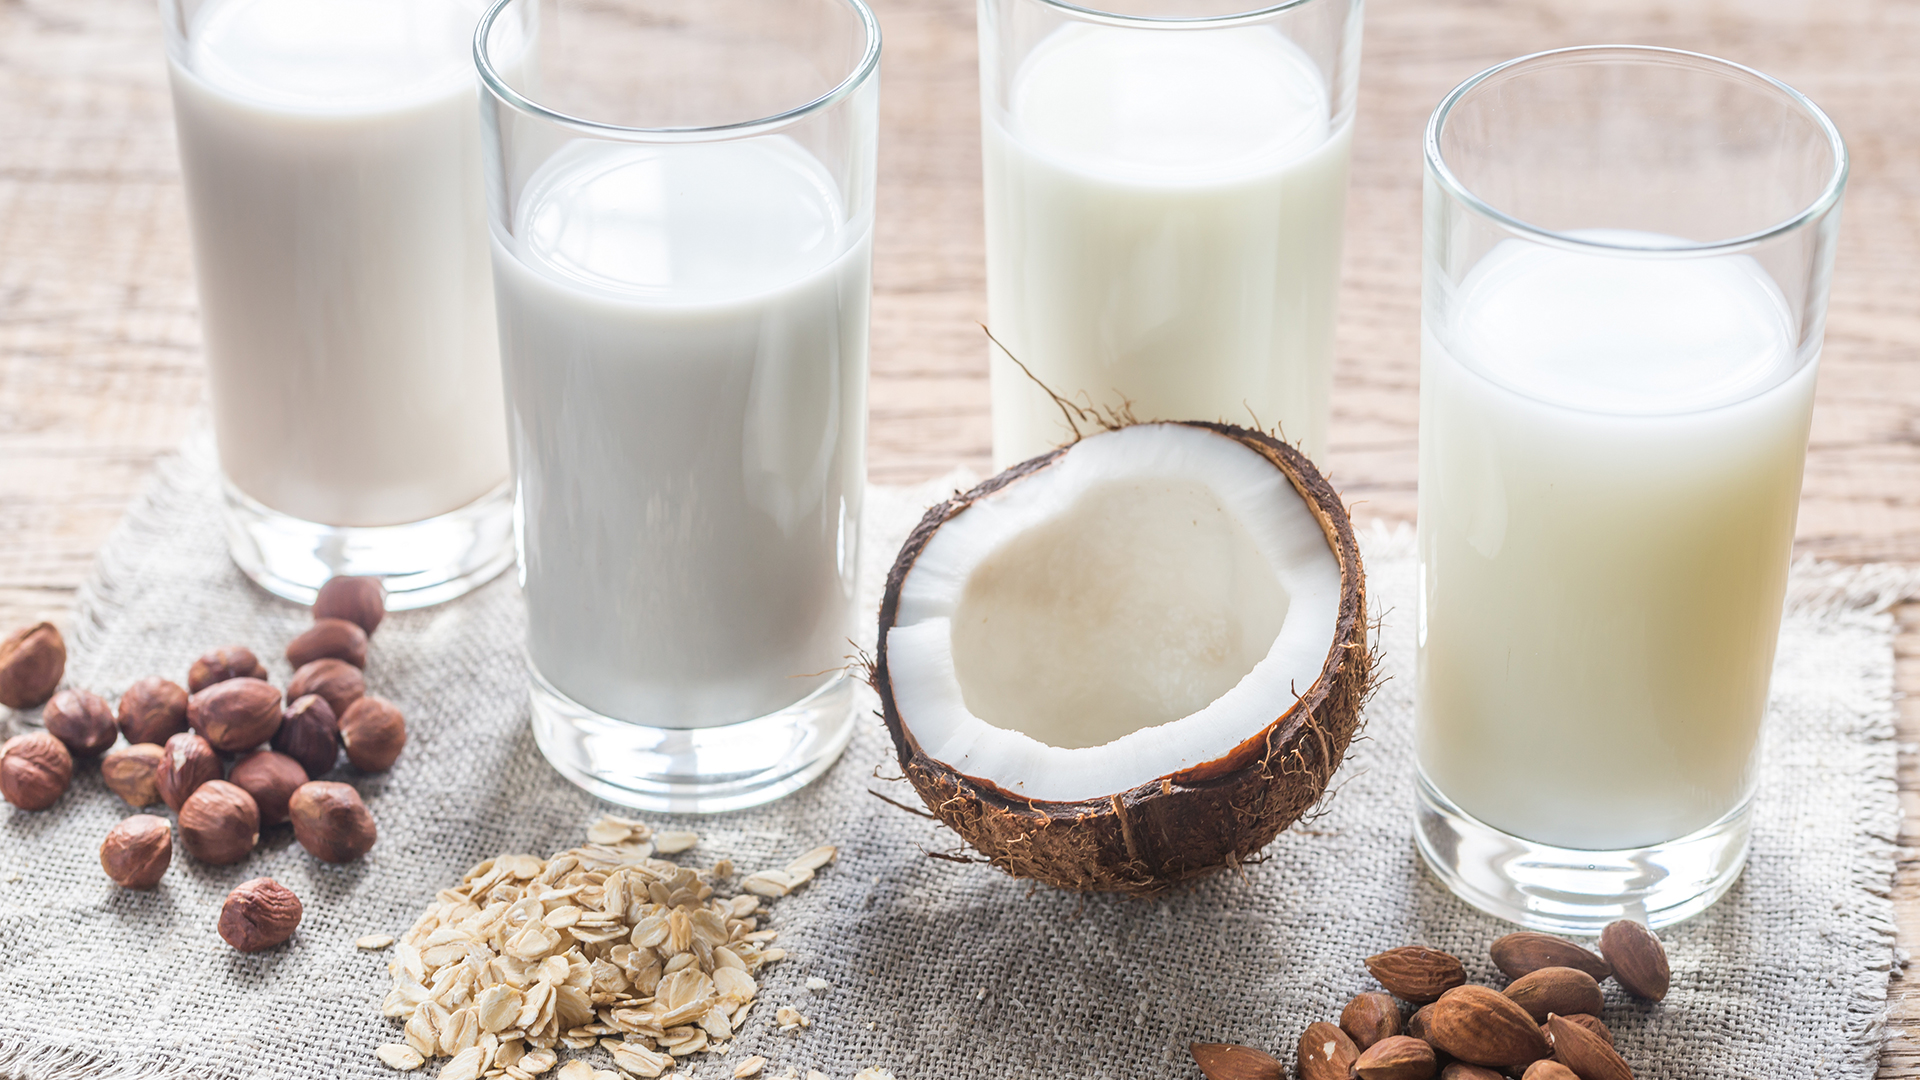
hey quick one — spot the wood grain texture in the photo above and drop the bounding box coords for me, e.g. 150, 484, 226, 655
0, 0, 1918, 1070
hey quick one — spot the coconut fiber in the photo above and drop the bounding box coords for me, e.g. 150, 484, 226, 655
0, 433, 1906, 1079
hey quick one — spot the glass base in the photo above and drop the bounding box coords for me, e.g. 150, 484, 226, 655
1415, 773, 1752, 932
528, 667, 857, 814
222, 479, 515, 611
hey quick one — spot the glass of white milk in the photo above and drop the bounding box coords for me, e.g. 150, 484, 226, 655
1415, 47, 1847, 930
159, 0, 515, 608
979, 0, 1361, 468
475, 0, 879, 810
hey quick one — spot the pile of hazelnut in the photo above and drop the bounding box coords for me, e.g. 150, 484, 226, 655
0, 576, 405, 954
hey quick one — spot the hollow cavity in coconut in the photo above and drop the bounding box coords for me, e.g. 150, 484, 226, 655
875, 421, 1369, 896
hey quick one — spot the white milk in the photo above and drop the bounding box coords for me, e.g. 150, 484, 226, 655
170, 0, 508, 527
1417, 234, 1815, 851
493, 138, 869, 727
984, 24, 1350, 467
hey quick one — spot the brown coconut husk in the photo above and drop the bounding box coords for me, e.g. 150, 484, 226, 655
873, 420, 1372, 897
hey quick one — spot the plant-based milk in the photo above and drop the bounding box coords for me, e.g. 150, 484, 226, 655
984, 23, 1350, 467
493, 138, 869, 728
170, 0, 508, 527
1417, 234, 1814, 851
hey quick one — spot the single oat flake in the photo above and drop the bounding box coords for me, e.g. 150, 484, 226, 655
359, 934, 396, 950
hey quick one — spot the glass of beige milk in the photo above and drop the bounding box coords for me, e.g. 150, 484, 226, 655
159, 0, 515, 609
476, 0, 878, 810
979, 0, 1361, 468
1415, 47, 1847, 930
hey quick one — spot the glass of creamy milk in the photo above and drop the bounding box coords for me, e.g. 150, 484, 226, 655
980, 0, 1361, 468
159, 0, 515, 609
1415, 47, 1847, 930
475, 0, 878, 811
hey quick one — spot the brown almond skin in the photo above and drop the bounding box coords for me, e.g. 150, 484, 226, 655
187, 645, 265, 694
1543, 1013, 1613, 1047
1188, 1042, 1283, 1080
219, 877, 302, 952
1366, 946, 1468, 1004
1546, 1014, 1633, 1080
287, 659, 365, 722
1503, 966, 1604, 1023
289, 780, 376, 863
188, 677, 284, 753
0, 732, 73, 810
286, 618, 369, 670
156, 731, 223, 812
43, 688, 117, 757
1406, 1004, 1436, 1045
339, 696, 406, 772
1354, 1035, 1437, 1080
229, 751, 307, 827
314, 576, 385, 637
1297, 1021, 1359, 1080
273, 694, 340, 779
1597, 920, 1670, 1001
100, 814, 173, 889
1522, 1062, 1580, 1080
101, 743, 167, 807
0, 622, 65, 710
1425, 985, 1551, 1068
178, 780, 260, 865
1490, 932, 1612, 982
117, 676, 189, 745
1440, 1066, 1505, 1080
1342, 991, 1404, 1050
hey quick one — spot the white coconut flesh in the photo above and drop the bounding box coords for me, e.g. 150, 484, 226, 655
885, 423, 1343, 803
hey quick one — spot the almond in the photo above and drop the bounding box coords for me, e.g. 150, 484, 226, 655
1354, 1035, 1436, 1080
1365, 946, 1468, 1004
1542, 1013, 1612, 1047
1597, 920, 1669, 1001
1424, 985, 1551, 1068
1490, 932, 1611, 982
1407, 1004, 1436, 1045
1522, 1062, 1579, 1080
1441, 1066, 1506, 1080
1547, 1014, 1633, 1080
1188, 1042, 1283, 1080
1341, 991, 1403, 1049
1297, 1021, 1360, 1080
1503, 967, 1603, 1022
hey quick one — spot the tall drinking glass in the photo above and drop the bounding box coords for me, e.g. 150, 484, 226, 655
1415, 47, 1847, 930
476, 0, 879, 811
980, 0, 1362, 468
159, 0, 515, 608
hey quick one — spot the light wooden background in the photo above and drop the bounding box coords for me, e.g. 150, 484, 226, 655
2, 0, 1918, 1070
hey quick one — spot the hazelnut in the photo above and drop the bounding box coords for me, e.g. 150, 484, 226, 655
42, 688, 117, 757
178, 779, 260, 865
100, 814, 173, 889
0, 621, 65, 710
339, 696, 407, 772
313, 575, 386, 637
273, 693, 340, 779
187, 645, 265, 694
286, 618, 369, 670
289, 780, 377, 863
156, 731, 223, 812
0, 731, 73, 810
187, 677, 283, 753
229, 750, 307, 826
219, 877, 303, 952
101, 742, 167, 807
117, 676, 190, 745
287, 658, 364, 720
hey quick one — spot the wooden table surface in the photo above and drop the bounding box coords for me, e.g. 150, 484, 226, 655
2, 0, 1917, 1069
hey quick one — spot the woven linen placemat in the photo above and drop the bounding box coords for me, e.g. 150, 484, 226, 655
0, 431, 1908, 1080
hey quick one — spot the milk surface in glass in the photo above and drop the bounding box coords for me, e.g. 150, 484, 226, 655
984, 23, 1350, 467
170, 0, 508, 527
1417, 232, 1814, 852
493, 138, 869, 728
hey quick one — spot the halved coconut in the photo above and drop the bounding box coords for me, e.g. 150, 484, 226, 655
874, 421, 1369, 896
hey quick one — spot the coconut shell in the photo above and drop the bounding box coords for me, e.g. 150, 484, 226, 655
874, 421, 1371, 896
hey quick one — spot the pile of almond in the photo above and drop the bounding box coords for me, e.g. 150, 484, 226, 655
1192, 920, 1668, 1080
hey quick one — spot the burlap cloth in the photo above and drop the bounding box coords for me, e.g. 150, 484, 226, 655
0, 431, 1908, 1079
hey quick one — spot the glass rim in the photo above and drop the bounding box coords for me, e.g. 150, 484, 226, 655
1424, 44, 1849, 257
1016, 0, 1335, 31
473, 0, 882, 141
